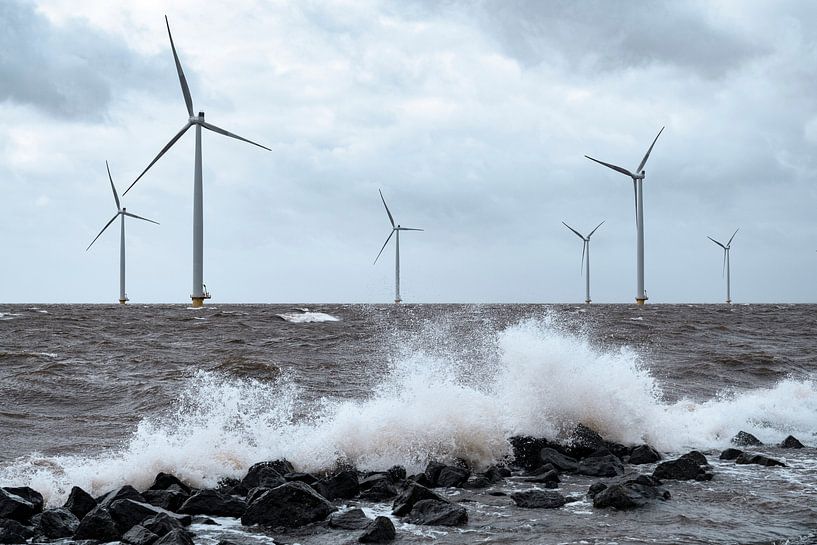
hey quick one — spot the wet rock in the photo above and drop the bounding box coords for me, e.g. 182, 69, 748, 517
216, 477, 243, 495
191, 516, 218, 525
436, 466, 470, 488
241, 462, 286, 490
539, 448, 578, 472
523, 469, 560, 485
407, 473, 433, 487
653, 453, 711, 481
779, 435, 804, 449
405, 499, 468, 526
32, 507, 80, 539
2, 488, 43, 517
0, 519, 32, 544
284, 472, 319, 486
629, 445, 662, 464
241, 481, 336, 528
178, 490, 246, 517
74, 506, 121, 541
593, 482, 670, 510
734, 453, 786, 467
358, 516, 396, 542
719, 448, 743, 460
510, 436, 554, 470
681, 451, 709, 466
391, 483, 448, 517
149, 473, 191, 495
329, 508, 372, 530
587, 482, 607, 498
97, 485, 146, 509
604, 441, 633, 460
63, 486, 97, 520
153, 528, 194, 545
142, 487, 189, 512
359, 476, 399, 501
109, 499, 191, 535
567, 424, 606, 458
732, 431, 763, 447
387, 466, 407, 483
121, 524, 159, 545
316, 469, 360, 500
511, 490, 566, 509
423, 461, 446, 485
0, 488, 40, 523
462, 475, 492, 489
141, 513, 185, 537
577, 454, 625, 477
484, 465, 511, 482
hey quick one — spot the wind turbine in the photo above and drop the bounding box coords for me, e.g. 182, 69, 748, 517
708, 228, 739, 304
374, 189, 423, 304
124, 16, 270, 308
585, 127, 664, 305
562, 221, 604, 304
87, 161, 159, 304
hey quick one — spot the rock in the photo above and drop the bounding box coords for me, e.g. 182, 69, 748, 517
567, 424, 606, 458
424, 462, 447, 485
436, 466, 470, 488
540, 448, 578, 472
462, 475, 492, 489
241, 461, 288, 489
329, 508, 372, 530
653, 454, 711, 481
511, 490, 566, 509
779, 435, 804, 449
149, 473, 191, 495
141, 513, 185, 537
732, 431, 763, 447
0, 527, 26, 544
523, 469, 560, 485
734, 453, 786, 467
629, 445, 662, 464
359, 477, 399, 501
316, 469, 359, 500
109, 499, 191, 535
358, 516, 396, 542
408, 473, 433, 487
593, 482, 670, 510
74, 506, 121, 541
241, 481, 335, 528
483, 465, 511, 482
97, 485, 146, 508
392, 483, 448, 517
63, 486, 97, 520
142, 487, 189, 512
191, 516, 218, 525
284, 472, 319, 486
577, 454, 624, 477
604, 441, 633, 460
510, 436, 555, 470
405, 499, 467, 526
153, 528, 194, 545
121, 524, 160, 545
178, 490, 246, 517
2, 488, 43, 516
587, 482, 607, 498
0, 519, 31, 544
0, 488, 40, 523
387, 466, 407, 482
32, 507, 80, 539
680, 451, 709, 466
719, 448, 743, 460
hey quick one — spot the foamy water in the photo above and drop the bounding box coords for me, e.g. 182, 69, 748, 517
277, 310, 340, 323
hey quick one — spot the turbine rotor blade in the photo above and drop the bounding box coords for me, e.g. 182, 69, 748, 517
200, 121, 271, 151
86, 213, 120, 251
124, 122, 192, 195
165, 15, 194, 117
585, 155, 636, 178
106, 160, 120, 210
636, 126, 665, 174
727, 227, 739, 247
373, 229, 395, 264
588, 220, 605, 238
561, 221, 584, 240
379, 189, 395, 228
707, 236, 727, 250
398, 227, 423, 231
123, 211, 160, 225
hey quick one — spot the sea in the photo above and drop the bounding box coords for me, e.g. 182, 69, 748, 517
1, 303, 816, 544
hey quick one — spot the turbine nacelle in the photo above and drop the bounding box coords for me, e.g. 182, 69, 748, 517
189, 112, 205, 124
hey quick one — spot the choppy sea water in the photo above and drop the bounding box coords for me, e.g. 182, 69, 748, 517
1, 304, 816, 544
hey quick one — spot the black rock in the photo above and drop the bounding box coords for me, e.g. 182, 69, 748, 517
329, 508, 372, 530
32, 507, 80, 539
284, 472, 319, 486
153, 528, 194, 545
63, 486, 97, 520
0, 526, 26, 544
408, 473, 433, 487
483, 465, 511, 482
510, 436, 556, 470
593, 482, 670, 510
462, 475, 492, 489
392, 483, 448, 517
540, 448, 578, 472
0, 519, 32, 545
241, 461, 288, 489
780, 435, 804, 449
109, 499, 191, 535
191, 516, 218, 525
149, 473, 192, 495
216, 541, 239, 545
74, 506, 121, 541
0, 488, 40, 523
732, 431, 763, 447
405, 499, 467, 526
358, 516, 396, 543
577, 454, 624, 477
680, 451, 709, 466
2, 488, 43, 516
316, 469, 359, 500
567, 424, 606, 458
178, 490, 246, 517
587, 482, 607, 498
142, 487, 189, 512
734, 453, 786, 467
629, 445, 662, 464
359, 478, 399, 501
122, 524, 160, 545
719, 448, 743, 460
511, 490, 566, 509
241, 481, 336, 528
387, 466, 407, 483
97, 485, 146, 509
215, 477, 242, 495
436, 466, 470, 488
653, 455, 711, 481
141, 513, 185, 537
523, 469, 560, 485
424, 462, 447, 485
603, 441, 633, 460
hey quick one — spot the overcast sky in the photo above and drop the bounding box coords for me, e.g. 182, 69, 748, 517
1, 0, 816, 304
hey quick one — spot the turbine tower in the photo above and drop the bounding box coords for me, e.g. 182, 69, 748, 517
562, 221, 604, 304
585, 127, 664, 305
708, 228, 739, 304
374, 189, 423, 304
124, 16, 270, 308
87, 161, 159, 304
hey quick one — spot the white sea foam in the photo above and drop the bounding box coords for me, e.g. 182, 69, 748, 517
2, 316, 815, 505
277, 311, 340, 323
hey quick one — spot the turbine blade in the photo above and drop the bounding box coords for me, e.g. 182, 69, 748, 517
123, 211, 160, 225
165, 15, 194, 117
636, 126, 665, 174
201, 121, 271, 151
561, 221, 584, 240
379, 189, 395, 228
588, 220, 605, 238
727, 227, 739, 247
124, 123, 191, 195
580, 240, 586, 275
106, 160, 120, 210
707, 236, 727, 250
373, 229, 395, 264
86, 213, 119, 251
585, 155, 636, 178
398, 227, 423, 231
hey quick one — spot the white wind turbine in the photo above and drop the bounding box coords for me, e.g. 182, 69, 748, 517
708, 228, 739, 304
562, 221, 604, 304
87, 161, 159, 304
374, 189, 423, 304
124, 16, 270, 308
585, 127, 664, 305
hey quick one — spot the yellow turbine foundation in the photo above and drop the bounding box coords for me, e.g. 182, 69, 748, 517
191, 297, 205, 308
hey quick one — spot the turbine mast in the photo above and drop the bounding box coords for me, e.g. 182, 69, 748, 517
120, 213, 128, 304
191, 115, 208, 307
585, 240, 591, 304
636, 178, 646, 305
395, 228, 401, 304
726, 248, 731, 304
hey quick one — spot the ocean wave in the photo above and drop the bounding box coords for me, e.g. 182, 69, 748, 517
277, 310, 340, 323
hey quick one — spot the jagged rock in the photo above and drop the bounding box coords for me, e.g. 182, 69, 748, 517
436, 466, 470, 488
735, 453, 786, 467
484, 465, 511, 482
424, 462, 446, 485
2, 488, 43, 517
577, 454, 624, 477
540, 448, 578, 472
0, 519, 32, 544
567, 424, 606, 458
387, 466, 407, 482
142, 487, 189, 512
178, 490, 245, 517
241, 461, 288, 489
587, 482, 607, 498
592, 482, 670, 509
316, 469, 359, 500
122, 524, 159, 545
358, 516, 396, 542
241, 481, 335, 528
511, 490, 566, 509
329, 508, 372, 530
629, 445, 662, 464
681, 451, 709, 466
97, 485, 146, 508
523, 469, 560, 485
0, 488, 40, 523
32, 507, 80, 539
653, 455, 711, 481
780, 435, 804, 449
510, 436, 556, 470
153, 528, 194, 545
191, 516, 218, 525
216, 541, 238, 545
0, 527, 26, 544
359, 476, 399, 501
719, 448, 743, 460
63, 486, 97, 520
149, 473, 191, 495
463, 475, 493, 489
732, 431, 763, 447
141, 513, 185, 537
405, 499, 467, 526
408, 473, 433, 487
392, 483, 448, 517
74, 506, 121, 541
604, 441, 633, 460
109, 499, 191, 535
284, 472, 319, 486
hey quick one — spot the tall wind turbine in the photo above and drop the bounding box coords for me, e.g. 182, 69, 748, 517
374, 189, 423, 304
124, 16, 270, 308
87, 161, 159, 304
708, 228, 739, 304
585, 127, 664, 305
562, 221, 604, 304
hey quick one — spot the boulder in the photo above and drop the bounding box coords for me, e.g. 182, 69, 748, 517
32, 507, 80, 539
97, 485, 146, 508
405, 499, 467, 526
423, 462, 447, 485
141, 513, 185, 537
577, 454, 625, 477
587, 482, 607, 498
511, 489, 566, 509
387, 466, 407, 482
732, 431, 763, 447
483, 465, 512, 482
680, 451, 709, 466
241, 461, 288, 489
719, 448, 743, 460
142, 487, 189, 512
109, 499, 191, 535
462, 475, 492, 489
510, 436, 555, 470
734, 453, 786, 467
74, 506, 121, 541
178, 490, 246, 517
359, 476, 399, 501
653, 453, 711, 481
567, 424, 606, 458
629, 445, 662, 464
283, 472, 319, 486
358, 516, 396, 543
779, 435, 804, 449
0, 488, 40, 523
63, 486, 97, 520
539, 448, 578, 472
592, 482, 670, 510
121, 524, 160, 545
392, 483, 448, 517
153, 528, 194, 545
316, 469, 359, 500
523, 469, 560, 485
2, 488, 43, 516
329, 508, 372, 530
604, 441, 633, 460
0, 519, 32, 544
241, 481, 335, 528
436, 466, 470, 488
149, 473, 191, 495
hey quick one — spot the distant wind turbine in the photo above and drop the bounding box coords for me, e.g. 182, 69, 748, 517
374, 189, 423, 304
585, 127, 664, 305
562, 221, 604, 304
87, 161, 159, 304
708, 228, 739, 304
124, 16, 270, 308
